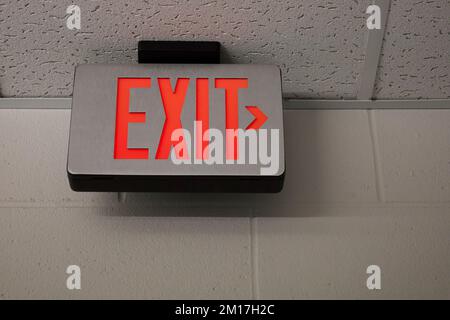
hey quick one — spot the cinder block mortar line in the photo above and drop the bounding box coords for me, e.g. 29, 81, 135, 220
368, 110, 386, 202
0, 201, 450, 214
250, 216, 259, 299
0, 200, 450, 209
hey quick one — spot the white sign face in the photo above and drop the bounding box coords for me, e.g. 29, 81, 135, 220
67, 64, 285, 192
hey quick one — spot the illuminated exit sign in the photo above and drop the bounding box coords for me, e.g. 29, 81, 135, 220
67, 64, 285, 192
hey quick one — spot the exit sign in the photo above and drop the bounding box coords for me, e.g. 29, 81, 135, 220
67, 64, 285, 192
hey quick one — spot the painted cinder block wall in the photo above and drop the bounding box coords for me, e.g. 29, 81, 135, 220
0, 1, 449, 299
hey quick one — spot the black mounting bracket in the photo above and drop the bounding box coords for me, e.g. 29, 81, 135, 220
138, 41, 221, 64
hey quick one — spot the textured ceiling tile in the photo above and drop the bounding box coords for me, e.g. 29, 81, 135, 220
0, 0, 369, 98
374, 0, 450, 99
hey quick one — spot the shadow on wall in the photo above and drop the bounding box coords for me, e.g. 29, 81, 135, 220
101, 110, 371, 218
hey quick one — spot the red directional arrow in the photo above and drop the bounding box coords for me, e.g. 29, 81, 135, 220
245, 106, 268, 130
